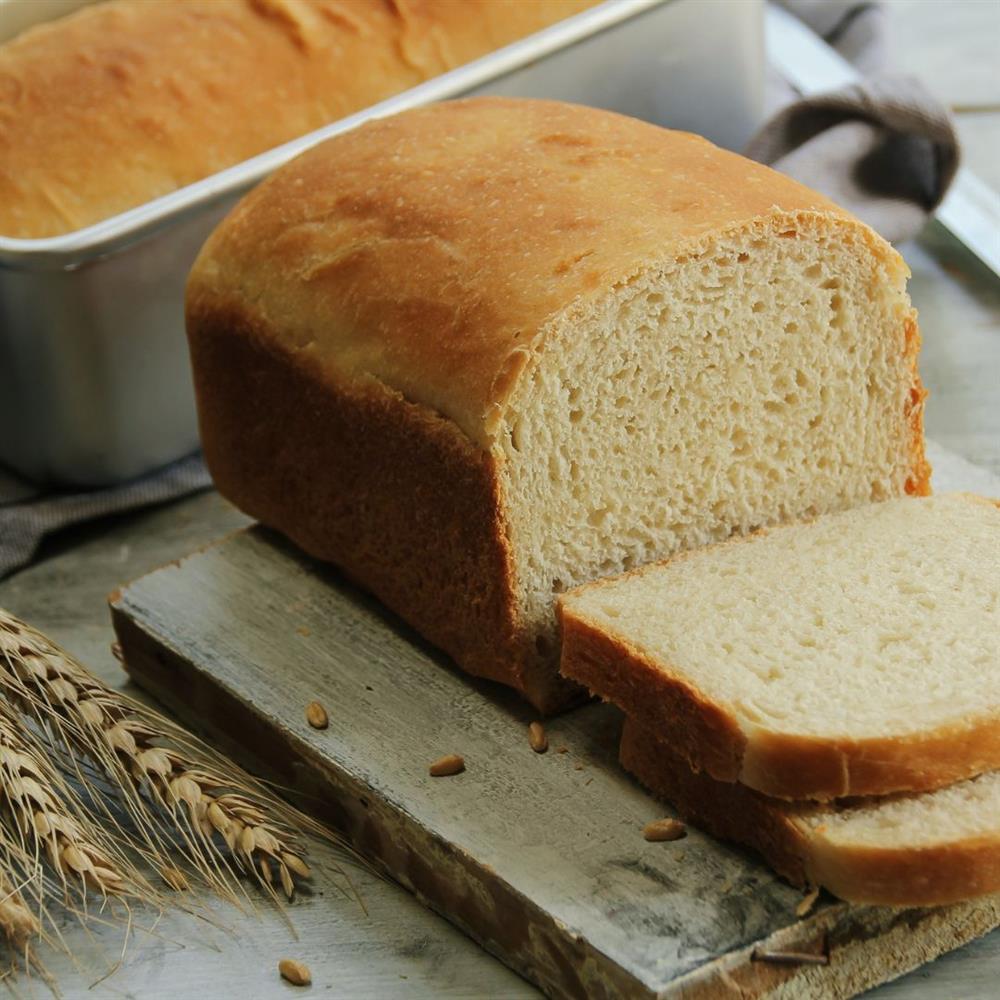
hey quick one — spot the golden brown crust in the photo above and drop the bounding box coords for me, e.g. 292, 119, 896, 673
186, 300, 578, 712
188, 98, 857, 446
560, 550, 1000, 800
557, 607, 749, 780
619, 717, 809, 887
805, 834, 1000, 908
0, 0, 595, 238
903, 313, 932, 495
621, 719, 1000, 907
741, 721, 1000, 802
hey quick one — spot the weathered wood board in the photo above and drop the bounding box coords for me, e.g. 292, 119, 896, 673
111, 445, 1000, 1000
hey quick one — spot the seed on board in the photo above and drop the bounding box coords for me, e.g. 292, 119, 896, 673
305, 700, 329, 730
796, 886, 820, 917
278, 958, 312, 986
642, 818, 687, 842
528, 721, 548, 754
429, 754, 465, 777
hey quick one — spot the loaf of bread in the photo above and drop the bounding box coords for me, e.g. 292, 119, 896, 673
621, 718, 1000, 907
186, 98, 929, 712
561, 494, 1000, 796
0, 0, 594, 238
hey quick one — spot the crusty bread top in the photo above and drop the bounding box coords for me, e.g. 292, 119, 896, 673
187, 97, 903, 448
0, 0, 594, 238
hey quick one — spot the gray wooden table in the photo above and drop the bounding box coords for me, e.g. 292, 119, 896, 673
1, 2, 997, 995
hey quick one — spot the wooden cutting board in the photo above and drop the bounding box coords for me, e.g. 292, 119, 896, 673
111, 449, 1000, 1000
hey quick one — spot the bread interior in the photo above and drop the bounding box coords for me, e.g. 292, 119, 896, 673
499, 218, 919, 661
565, 495, 999, 738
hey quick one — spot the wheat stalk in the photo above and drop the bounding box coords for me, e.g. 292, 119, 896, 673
0, 869, 39, 953
0, 694, 160, 986
0, 860, 53, 986
0, 706, 134, 900
0, 610, 345, 906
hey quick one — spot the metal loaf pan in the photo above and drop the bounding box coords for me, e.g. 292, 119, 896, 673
0, 0, 763, 487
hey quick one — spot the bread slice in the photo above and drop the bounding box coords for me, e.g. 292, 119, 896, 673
621, 717, 1000, 907
561, 494, 1000, 798
187, 98, 928, 712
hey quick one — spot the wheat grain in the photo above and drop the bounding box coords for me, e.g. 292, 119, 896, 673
0, 870, 39, 952
278, 958, 312, 986
0, 704, 141, 899
305, 701, 329, 730
796, 886, 821, 917
428, 754, 465, 777
0, 610, 342, 905
528, 722, 548, 754
642, 818, 687, 843
0, 693, 160, 985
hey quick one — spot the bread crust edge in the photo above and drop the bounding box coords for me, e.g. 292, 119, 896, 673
620, 718, 1000, 906
560, 568, 1000, 801
186, 300, 579, 713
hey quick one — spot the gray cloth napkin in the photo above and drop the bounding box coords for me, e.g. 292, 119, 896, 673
747, 0, 960, 243
0, 454, 211, 579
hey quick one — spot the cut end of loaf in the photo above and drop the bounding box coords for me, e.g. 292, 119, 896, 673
501, 211, 924, 681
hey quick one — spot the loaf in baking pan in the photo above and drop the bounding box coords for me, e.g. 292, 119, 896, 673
561, 494, 1000, 798
620, 717, 1000, 907
0, 0, 594, 237
186, 98, 929, 711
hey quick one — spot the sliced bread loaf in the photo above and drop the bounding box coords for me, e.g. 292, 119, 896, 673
561, 494, 1000, 798
621, 717, 1000, 906
188, 98, 928, 712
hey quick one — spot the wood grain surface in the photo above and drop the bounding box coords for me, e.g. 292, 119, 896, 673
111, 444, 1000, 1000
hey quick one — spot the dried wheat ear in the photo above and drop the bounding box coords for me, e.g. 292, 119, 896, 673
0, 609, 357, 912
0, 687, 161, 977
0, 868, 38, 952
0, 704, 148, 899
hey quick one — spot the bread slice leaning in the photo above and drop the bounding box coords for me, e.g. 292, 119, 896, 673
560, 494, 1000, 800
621, 717, 1000, 907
